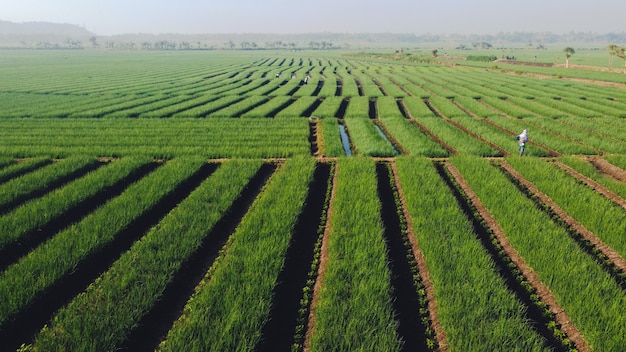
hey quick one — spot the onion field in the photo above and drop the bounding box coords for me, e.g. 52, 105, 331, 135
0, 50, 625, 351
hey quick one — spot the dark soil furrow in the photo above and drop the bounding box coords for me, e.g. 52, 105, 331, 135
0, 162, 218, 352
376, 162, 429, 351
308, 119, 319, 156
119, 163, 276, 352
390, 161, 447, 351
255, 163, 331, 352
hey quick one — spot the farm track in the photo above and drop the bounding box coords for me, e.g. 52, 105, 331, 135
0, 161, 160, 272
119, 163, 276, 352
500, 161, 626, 285
443, 161, 591, 352
0, 162, 218, 351
0, 159, 103, 216
256, 163, 331, 351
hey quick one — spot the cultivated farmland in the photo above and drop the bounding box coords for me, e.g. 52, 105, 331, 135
0, 50, 625, 351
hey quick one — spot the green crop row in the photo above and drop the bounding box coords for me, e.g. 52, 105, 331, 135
207, 96, 269, 117
0, 156, 99, 212
0, 158, 51, 184
311, 97, 344, 118
395, 157, 550, 351
507, 157, 626, 260
0, 118, 310, 158
241, 96, 294, 117
28, 159, 263, 351
0, 157, 204, 327
275, 96, 319, 118
343, 96, 371, 118
404, 98, 500, 157
319, 118, 345, 157
308, 158, 402, 351
159, 157, 315, 351
343, 118, 397, 157
452, 156, 626, 351
0, 156, 153, 252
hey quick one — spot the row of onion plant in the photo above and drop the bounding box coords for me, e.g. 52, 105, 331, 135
158, 157, 315, 351
27, 159, 263, 351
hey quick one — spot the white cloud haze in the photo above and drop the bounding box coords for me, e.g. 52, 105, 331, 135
1, 0, 624, 35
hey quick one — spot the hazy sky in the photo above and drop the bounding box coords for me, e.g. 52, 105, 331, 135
1, 0, 624, 36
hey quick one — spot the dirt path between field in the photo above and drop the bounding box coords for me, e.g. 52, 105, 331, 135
585, 156, 626, 182
555, 160, 626, 211
390, 161, 448, 351
502, 161, 626, 275
444, 162, 591, 352
303, 163, 337, 352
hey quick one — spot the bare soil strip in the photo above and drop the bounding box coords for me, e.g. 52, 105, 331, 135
303, 162, 338, 352
255, 163, 331, 351
585, 156, 626, 182
120, 163, 276, 352
501, 161, 626, 279
389, 161, 448, 351
555, 160, 626, 210
444, 162, 591, 352
377, 162, 430, 350
308, 119, 319, 157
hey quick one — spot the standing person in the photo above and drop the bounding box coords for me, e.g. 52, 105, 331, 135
516, 129, 528, 156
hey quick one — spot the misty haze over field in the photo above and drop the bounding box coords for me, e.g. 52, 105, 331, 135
1, 0, 625, 36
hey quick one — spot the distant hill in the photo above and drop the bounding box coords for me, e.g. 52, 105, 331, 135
0, 20, 93, 48
1, 20, 625, 50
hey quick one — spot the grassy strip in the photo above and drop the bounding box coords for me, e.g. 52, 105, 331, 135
395, 157, 550, 351
308, 158, 402, 351
0, 158, 205, 328
0, 156, 98, 211
0, 118, 310, 158
27, 160, 262, 351
343, 118, 397, 157
319, 118, 345, 157
0, 157, 153, 251
452, 156, 626, 351
158, 157, 315, 351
